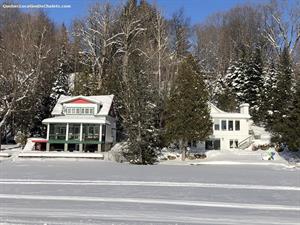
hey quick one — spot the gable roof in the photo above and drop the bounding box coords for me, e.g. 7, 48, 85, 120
209, 103, 226, 114
209, 102, 251, 119
52, 95, 114, 116
60, 95, 99, 104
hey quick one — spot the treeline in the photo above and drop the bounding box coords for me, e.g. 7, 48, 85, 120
0, 0, 299, 161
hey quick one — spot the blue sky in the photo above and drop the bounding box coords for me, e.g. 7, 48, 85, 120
6, 0, 268, 27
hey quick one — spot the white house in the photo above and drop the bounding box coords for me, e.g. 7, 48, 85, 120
191, 103, 252, 151
42, 95, 116, 152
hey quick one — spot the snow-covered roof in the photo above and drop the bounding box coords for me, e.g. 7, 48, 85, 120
209, 103, 251, 119
209, 103, 226, 114
51, 95, 114, 116
42, 116, 110, 124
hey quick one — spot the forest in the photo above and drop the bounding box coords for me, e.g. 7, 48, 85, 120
0, 0, 299, 163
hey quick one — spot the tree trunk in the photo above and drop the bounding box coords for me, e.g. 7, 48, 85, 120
179, 139, 186, 161
138, 120, 143, 163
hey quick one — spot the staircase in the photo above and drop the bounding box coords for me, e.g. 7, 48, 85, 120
238, 135, 254, 150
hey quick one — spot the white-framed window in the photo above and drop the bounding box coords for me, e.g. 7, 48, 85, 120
228, 120, 233, 131
65, 107, 95, 115
230, 139, 239, 148
221, 120, 227, 130
235, 120, 240, 131
214, 119, 220, 131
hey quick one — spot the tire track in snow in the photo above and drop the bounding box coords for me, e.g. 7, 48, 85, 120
1, 209, 299, 225
0, 179, 299, 191
0, 194, 299, 211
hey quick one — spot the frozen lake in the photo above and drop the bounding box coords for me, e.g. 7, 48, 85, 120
0, 160, 299, 224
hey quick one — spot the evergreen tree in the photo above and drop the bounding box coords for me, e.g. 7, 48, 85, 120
244, 48, 264, 122
165, 55, 212, 160
224, 48, 264, 122
121, 52, 158, 164
273, 47, 294, 116
51, 24, 71, 102
225, 56, 248, 103
279, 79, 300, 150
259, 62, 278, 124
116, 0, 159, 164
73, 71, 97, 96
267, 47, 294, 141
215, 87, 238, 112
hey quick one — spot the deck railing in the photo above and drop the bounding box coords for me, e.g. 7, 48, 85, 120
238, 135, 254, 149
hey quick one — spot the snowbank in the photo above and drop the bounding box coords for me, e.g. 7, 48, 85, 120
251, 125, 271, 145
105, 142, 128, 162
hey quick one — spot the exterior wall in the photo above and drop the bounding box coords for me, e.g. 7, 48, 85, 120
44, 95, 116, 152
106, 116, 116, 144
211, 117, 250, 150
191, 117, 250, 152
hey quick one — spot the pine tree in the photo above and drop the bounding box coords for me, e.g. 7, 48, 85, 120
51, 24, 71, 102
165, 55, 212, 160
223, 48, 264, 122
121, 52, 158, 164
215, 87, 238, 112
259, 62, 278, 124
116, 0, 159, 164
224, 57, 248, 103
279, 79, 300, 150
267, 47, 295, 143
273, 47, 293, 115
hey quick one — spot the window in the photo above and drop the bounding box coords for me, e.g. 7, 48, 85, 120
192, 140, 197, 147
89, 108, 94, 114
68, 124, 80, 140
89, 127, 94, 134
83, 124, 100, 141
205, 139, 220, 150
228, 120, 233, 131
101, 125, 106, 142
230, 139, 238, 148
214, 120, 220, 131
49, 124, 66, 140
235, 120, 240, 131
65, 107, 95, 115
221, 120, 227, 130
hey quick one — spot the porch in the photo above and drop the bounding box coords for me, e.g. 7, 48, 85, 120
46, 123, 110, 152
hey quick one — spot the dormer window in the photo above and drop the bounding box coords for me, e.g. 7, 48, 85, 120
64, 107, 94, 115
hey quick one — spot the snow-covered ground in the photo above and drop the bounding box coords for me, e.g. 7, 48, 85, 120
0, 160, 299, 225
1, 142, 300, 168
159, 148, 299, 168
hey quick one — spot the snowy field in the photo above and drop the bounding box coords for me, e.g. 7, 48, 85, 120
0, 160, 299, 225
